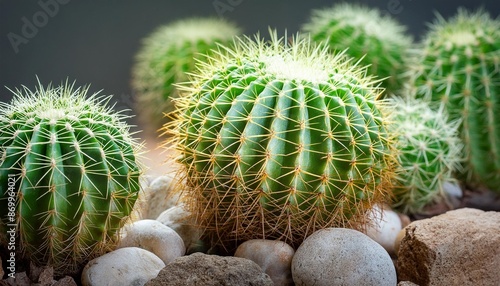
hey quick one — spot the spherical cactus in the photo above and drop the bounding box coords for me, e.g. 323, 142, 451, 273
132, 17, 241, 133
164, 31, 397, 249
301, 3, 412, 95
0, 81, 143, 274
388, 96, 463, 214
408, 8, 500, 191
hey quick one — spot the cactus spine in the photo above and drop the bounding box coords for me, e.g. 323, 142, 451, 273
132, 17, 241, 133
409, 9, 500, 191
164, 32, 396, 248
0, 81, 143, 274
302, 3, 412, 95
388, 96, 463, 214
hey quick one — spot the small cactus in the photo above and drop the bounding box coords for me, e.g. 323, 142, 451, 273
132, 17, 241, 133
408, 8, 500, 191
164, 31, 397, 248
388, 96, 463, 214
0, 81, 143, 274
301, 3, 412, 95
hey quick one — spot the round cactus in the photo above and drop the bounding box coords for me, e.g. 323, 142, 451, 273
408, 9, 500, 191
388, 96, 463, 214
164, 31, 397, 248
301, 3, 412, 95
132, 17, 241, 133
0, 81, 143, 274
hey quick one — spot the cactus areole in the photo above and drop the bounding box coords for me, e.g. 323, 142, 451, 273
0, 82, 142, 274
166, 32, 396, 248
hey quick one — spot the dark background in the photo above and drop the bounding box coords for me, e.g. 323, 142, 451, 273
1, 0, 499, 134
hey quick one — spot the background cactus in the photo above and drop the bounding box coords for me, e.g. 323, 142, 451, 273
408, 9, 500, 191
164, 31, 396, 248
0, 81, 143, 274
388, 96, 463, 214
301, 3, 412, 95
132, 17, 241, 133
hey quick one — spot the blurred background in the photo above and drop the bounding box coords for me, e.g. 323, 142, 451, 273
1, 0, 499, 133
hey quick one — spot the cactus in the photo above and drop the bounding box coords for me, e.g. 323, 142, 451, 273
0, 81, 143, 274
388, 96, 463, 214
408, 8, 500, 191
132, 17, 241, 133
164, 31, 397, 248
301, 3, 412, 95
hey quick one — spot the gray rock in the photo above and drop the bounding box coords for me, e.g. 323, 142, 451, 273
397, 282, 419, 286
292, 228, 396, 286
81, 247, 165, 286
397, 208, 500, 285
234, 239, 295, 286
118, 219, 185, 265
145, 252, 273, 286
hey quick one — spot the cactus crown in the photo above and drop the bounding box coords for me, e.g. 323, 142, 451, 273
132, 17, 241, 133
301, 3, 412, 94
165, 31, 396, 248
0, 80, 143, 274
422, 8, 499, 51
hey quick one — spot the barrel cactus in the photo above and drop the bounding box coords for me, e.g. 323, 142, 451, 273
0, 81, 143, 274
164, 31, 397, 248
388, 96, 463, 214
132, 17, 241, 133
301, 3, 412, 95
408, 8, 500, 191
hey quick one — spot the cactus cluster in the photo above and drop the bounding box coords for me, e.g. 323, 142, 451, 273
0, 81, 143, 274
388, 96, 463, 214
302, 3, 412, 95
408, 9, 500, 191
132, 17, 241, 133
164, 31, 397, 248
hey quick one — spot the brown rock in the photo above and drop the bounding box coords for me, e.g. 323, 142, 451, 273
0, 257, 3, 279
145, 252, 273, 286
15, 271, 30, 286
397, 208, 500, 286
29, 263, 53, 286
398, 282, 419, 286
53, 276, 78, 286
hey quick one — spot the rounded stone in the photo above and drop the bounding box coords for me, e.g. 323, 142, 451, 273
118, 219, 185, 264
234, 239, 295, 286
156, 205, 203, 253
135, 175, 180, 219
81, 247, 165, 286
292, 228, 397, 286
365, 205, 403, 255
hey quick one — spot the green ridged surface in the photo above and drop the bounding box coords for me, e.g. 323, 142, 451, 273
0, 82, 142, 274
132, 17, 241, 132
409, 9, 500, 191
166, 33, 396, 248
388, 96, 463, 214
302, 3, 412, 95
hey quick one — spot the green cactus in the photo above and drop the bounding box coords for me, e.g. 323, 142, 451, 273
164, 31, 397, 248
301, 3, 412, 95
0, 81, 143, 274
132, 17, 241, 133
388, 96, 463, 214
408, 8, 500, 191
